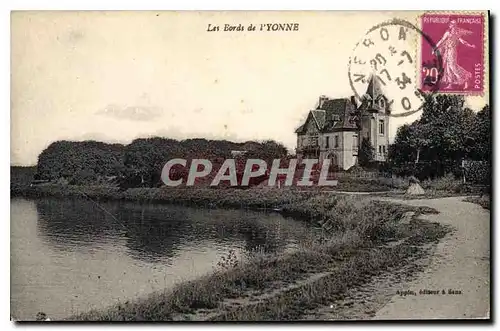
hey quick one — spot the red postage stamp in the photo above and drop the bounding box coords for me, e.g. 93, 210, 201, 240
420, 13, 485, 94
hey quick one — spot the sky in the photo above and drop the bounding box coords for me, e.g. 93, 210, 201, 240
11, 11, 489, 166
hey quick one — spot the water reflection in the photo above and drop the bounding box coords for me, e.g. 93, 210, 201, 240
12, 197, 315, 320
34, 197, 305, 263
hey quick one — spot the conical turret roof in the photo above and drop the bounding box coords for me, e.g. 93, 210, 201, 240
365, 74, 384, 100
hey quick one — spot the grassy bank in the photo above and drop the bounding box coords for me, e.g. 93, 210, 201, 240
12, 176, 453, 321
65, 194, 447, 321
11, 169, 485, 205
463, 195, 491, 210
10, 184, 437, 225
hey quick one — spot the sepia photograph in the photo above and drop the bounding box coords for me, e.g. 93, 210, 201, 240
10, 10, 491, 322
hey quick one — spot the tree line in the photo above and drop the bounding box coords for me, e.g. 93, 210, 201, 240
32, 94, 491, 187
358, 94, 490, 182
35, 138, 288, 188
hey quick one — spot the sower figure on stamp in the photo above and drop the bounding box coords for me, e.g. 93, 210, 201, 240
432, 20, 476, 89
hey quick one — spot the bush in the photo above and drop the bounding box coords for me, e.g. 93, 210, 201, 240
37, 140, 125, 181
421, 173, 462, 193
358, 138, 374, 167
463, 160, 490, 185
70, 169, 98, 185
464, 195, 490, 210
388, 160, 463, 181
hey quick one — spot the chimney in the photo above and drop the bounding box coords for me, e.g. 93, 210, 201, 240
318, 95, 328, 109
350, 96, 358, 108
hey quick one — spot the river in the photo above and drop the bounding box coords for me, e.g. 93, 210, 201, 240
10, 197, 316, 320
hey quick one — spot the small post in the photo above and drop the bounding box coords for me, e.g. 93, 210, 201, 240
462, 159, 466, 184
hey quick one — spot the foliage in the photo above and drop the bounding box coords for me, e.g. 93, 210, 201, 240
389, 160, 463, 180
464, 195, 490, 210
121, 137, 182, 188
35, 137, 289, 188
245, 140, 288, 163
216, 249, 240, 272
421, 173, 462, 192
120, 138, 288, 188
388, 95, 490, 180
469, 105, 491, 162
462, 160, 490, 185
37, 140, 125, 183
10, 166, 37, 190
69, 169, 99, 185
357, 138, 374, 167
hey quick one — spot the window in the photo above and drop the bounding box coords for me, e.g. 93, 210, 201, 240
309, 135, 318, 146
379, 119, 385, 135
379, 98, 385, 108
325, 136, 330, 148
334, 135, 339, 148
352, 134, 358, 155
382, 145, 386, 155
378, 145, 382, 154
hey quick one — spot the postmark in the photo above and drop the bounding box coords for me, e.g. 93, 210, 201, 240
348, 19, 442, 118
420, 13, 485, 94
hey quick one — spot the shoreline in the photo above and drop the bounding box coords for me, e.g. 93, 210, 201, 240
10, 183, 480, 212
10, 184, 451, 226
11, 185, 333, 225
11, 185, 449, 321
66, 206, 448, 321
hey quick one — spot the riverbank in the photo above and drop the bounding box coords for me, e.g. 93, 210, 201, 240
11, 168, 485, 207
11, 184, 442, 227
11, 185, 338, 221
57, 189, 449, 321
12, 184, 453, 321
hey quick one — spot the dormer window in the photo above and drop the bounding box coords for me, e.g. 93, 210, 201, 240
332, 115, 341, 126
379, 98, 385, 108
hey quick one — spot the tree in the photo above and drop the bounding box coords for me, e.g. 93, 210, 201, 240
390, 94, 480, 164
123, 137, 181, 187
388, 124, 420, 164
469, 105, 491, 161
35, 136, 291, 188
37, 140, 125, 182
358, 137, 374, 167
388, 94, 490, 179
416, 94, 475, 161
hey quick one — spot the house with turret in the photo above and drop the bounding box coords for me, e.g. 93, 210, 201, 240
295, 75, 391, 170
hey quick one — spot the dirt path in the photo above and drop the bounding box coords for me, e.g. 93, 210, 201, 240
371, 196, 490, 319
159, 195, 490, 321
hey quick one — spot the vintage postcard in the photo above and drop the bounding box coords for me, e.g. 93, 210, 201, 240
10, 11, 490, 322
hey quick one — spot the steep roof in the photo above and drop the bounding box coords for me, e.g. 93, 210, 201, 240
294, 111, 320, 134
358, 74, 390, 113
311, 110, 326, 128
294, 123, 306, 134
319, 98, 358, 131
365, 74, 384, 100
320, 98, 347, 112
296, 97, 359, 134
